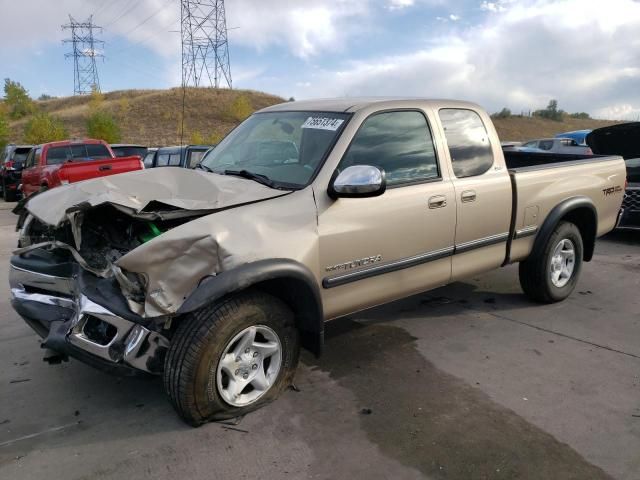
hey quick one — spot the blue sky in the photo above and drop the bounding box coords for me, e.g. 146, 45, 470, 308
1, 0, 640, 119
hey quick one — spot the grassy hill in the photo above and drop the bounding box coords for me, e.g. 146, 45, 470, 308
491, 115, 619, 142
8, 88, 285, 146
7, 88, 620, 145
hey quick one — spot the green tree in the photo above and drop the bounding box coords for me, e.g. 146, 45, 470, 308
4, 78, 34, 119
0, 109, 9, 152
38, 93, 56, 101
534, 99, 565, 121
492, 107, 512, 119
86, 110, 121, 143
24, 112, 67, 144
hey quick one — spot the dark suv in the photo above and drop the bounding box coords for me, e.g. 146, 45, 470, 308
1, 145, 32, 201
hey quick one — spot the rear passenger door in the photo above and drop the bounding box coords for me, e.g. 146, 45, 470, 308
319, 109, 456, 319
437, 108, 512, 280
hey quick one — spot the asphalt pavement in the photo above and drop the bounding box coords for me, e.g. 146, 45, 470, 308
0, 199, 638, 479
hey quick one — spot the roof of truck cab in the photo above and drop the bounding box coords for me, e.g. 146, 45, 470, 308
258, 97, 483, 114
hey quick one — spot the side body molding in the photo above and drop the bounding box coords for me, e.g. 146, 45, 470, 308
178, 259, 324, 356
530, 196, 598, 262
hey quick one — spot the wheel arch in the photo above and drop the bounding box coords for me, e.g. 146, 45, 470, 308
532, 196, 597, 262
177, 259, 324, 356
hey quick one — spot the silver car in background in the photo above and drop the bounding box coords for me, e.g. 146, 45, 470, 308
520, 138, 593, 155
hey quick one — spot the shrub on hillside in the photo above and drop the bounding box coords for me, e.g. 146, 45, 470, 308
87, 110, 121, 143
38, 94, 56, 101
190, 130, 223, 145
569, 112, 590, 119
4, 78, 34, 119
24, 112, 68, 144
224, 94, 253, 122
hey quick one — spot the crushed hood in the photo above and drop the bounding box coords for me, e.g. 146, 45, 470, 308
25, 167, 289, 226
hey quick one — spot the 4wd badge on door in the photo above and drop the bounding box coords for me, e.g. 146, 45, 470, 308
326, 255, 383, 272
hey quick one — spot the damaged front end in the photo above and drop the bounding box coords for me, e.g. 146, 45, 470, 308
10, 205, 205, 374
9, 168, 291, 374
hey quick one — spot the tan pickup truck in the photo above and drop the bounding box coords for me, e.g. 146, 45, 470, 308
9, 98, 626, 425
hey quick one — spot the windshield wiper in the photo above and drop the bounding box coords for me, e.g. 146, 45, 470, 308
223, 169, 276, 188
195, 163, 214, 173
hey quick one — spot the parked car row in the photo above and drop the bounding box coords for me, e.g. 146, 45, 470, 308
502, 124, 639, 230
0, 141, 216, 202
1, 144, 33, 201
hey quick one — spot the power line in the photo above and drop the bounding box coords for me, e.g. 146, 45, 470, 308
62, 15, 104, 95
103, 1, 142, 28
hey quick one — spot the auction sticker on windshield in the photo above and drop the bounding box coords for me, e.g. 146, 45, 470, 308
301, 117, 344, 131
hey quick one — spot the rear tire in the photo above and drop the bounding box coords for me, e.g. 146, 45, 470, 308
519, 221, 583, 303
163, 291, 300, 426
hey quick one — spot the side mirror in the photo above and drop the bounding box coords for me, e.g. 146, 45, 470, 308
328, 165, 386, 199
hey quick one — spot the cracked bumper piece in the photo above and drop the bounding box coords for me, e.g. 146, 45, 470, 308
9, 259, 169, 375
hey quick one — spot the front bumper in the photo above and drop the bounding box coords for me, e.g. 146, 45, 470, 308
619, 186, 640, 230
9, 257, 169, 375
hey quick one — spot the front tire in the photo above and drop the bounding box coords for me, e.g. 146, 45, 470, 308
519, 221, 583, 303
163, 291, 300, 426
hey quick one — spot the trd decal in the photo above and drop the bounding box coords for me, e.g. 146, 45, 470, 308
602, 186, 623, 196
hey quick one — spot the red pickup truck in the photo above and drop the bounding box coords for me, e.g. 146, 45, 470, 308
20, 139, 144, 198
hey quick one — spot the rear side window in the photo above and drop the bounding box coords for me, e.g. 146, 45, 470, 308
340, 110, 439, 186
156, 153, 181, 167
539, 140, 554, 151
46, 146, 70, 165
439, 109, 494, 178
86, 144, 111, 159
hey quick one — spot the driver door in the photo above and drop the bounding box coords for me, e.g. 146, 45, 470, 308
317, 109, 456, 319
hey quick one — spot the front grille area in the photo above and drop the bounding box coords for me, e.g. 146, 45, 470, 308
623, 188, 640, 212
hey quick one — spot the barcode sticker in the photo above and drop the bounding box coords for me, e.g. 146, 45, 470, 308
301, 117, 344, 131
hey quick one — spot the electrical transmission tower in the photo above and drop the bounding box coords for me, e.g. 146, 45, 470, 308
62, 15, 104, 95
180, 0, 232, 88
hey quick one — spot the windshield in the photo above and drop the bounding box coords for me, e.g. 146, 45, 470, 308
200, 111, 350, 188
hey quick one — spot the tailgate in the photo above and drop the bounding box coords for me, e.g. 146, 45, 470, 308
59, 156, 143, 183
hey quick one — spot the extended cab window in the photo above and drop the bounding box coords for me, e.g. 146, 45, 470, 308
340, 110, 439, 186
46, 146, 70, 165
439, 109, 493, 178
86, 144, 111, 159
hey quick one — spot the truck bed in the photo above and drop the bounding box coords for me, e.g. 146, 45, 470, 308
503, 151, 612, 171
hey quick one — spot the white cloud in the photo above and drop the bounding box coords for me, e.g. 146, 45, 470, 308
387, 0, 415, 10
292, 0, 640, 119
225, 0, 370, 58
449, 14, 461, 20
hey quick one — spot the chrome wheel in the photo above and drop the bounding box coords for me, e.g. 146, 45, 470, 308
549, 238, 575, 288
215, 325, 282, 407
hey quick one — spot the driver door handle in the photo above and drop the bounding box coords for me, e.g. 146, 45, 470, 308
428, 195, 447, 209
